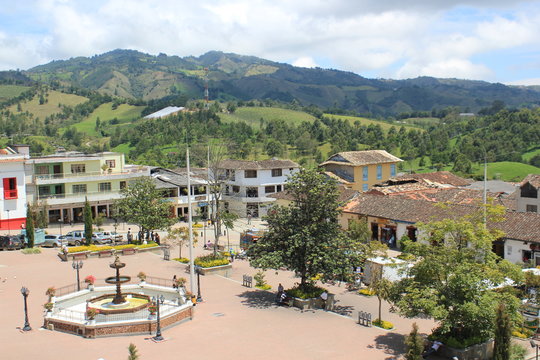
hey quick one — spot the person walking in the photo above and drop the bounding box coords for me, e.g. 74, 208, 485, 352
247, 213, 252, 225
127, 229, 133, 244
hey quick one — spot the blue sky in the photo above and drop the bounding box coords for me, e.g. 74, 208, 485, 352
1, 0, 540, 84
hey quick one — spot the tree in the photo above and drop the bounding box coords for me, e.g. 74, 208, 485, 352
368, 266, 393, 324
390, 207, 523, 344
404, 323, 424, 360
452, 153, 472, 174
127, 343, 139, 360
25, 204, 35, 248
165, 227, 198, 258
221, 211, 238, 250
249, 168, 350, 291
493, 303, 511, 360
115, 177, 176, 235
84, 197, 93, 246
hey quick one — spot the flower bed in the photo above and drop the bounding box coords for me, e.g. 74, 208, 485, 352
194, 254, 230, 268
358, 288, 375, 296
173, 257, 189, 263
67, 242, 158, 254
373, 319, 394, 330
286, 284, 326, 300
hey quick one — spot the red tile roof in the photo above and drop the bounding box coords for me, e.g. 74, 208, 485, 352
394, 171, 472, 186
320, 150, 402, 167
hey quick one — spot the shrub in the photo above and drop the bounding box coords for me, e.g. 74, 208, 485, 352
137, 242, 158, 249
193, 223, 203, 228
194, 254, 230, 268
286, 284, 326, 299
510, 343, 527, 360
175, 277, 187, 287
358, 288, 375, 296
43, 302, 54, 311
254, 270, 268, 288
512, 327, 534, 339
373, 319, 394, 330
256, 284, 272, 290
173, 257, 189, 263
21, 247, 41, 254
148, 303, 157, 314
137, 272, 146, 281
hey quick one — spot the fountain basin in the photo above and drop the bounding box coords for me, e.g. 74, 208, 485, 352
105, 275, 131, 284
87, 293, 151, 315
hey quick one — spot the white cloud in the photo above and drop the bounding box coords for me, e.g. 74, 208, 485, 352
0, 0, 538, 83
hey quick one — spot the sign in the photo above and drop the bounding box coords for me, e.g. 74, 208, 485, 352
198, 202, 209, 207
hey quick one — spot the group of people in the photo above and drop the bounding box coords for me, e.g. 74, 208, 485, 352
126, 229, 160, 245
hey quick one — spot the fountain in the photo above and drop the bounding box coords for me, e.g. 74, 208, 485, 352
106, 255, 131, 306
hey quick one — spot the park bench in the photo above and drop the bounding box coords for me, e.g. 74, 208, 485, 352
122, 248, 137, 255
358, 311, 372, 327
72, 252, 88, 261
98, 250, 113, 258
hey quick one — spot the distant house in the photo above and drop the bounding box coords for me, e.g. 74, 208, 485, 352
0, 145, 29, 232
269, 184, 358, 208
218, 159, 299, 218
517, 174, 540, 213
320, 150, 402, 192
143, 106, 185, 119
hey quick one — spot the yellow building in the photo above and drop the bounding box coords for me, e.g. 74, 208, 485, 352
26, 151, 149, 223
320, 150, 402, 192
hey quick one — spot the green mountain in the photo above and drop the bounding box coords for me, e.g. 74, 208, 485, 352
26, 49, 540, 116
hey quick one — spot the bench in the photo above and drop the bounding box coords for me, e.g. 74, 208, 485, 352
98, 250, 113, 258
57, 252, 68, 262
72, 252, 88, 261
163, 247, 170, 261
122, 248, 137, 255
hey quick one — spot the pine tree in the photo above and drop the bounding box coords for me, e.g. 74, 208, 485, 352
84, 198, 93, 246
404, 323, 424, 360
25, 204, 35, 248
493, 303, 511, 360
127, 343, 139, 360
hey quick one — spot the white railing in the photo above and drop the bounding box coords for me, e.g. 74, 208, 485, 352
35, 168, 149, 181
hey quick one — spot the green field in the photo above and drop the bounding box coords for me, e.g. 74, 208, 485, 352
8, 90, 88, 119
523, 147, 540, 162
72, 103, 144, 135
473, 161, 540, 182
324, 114, 423, 132
400, 117, 441, 128
219, 107, 316, 128
112, 143, 133, 154
0, 85, 30, 101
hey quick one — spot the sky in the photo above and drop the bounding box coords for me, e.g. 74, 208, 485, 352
1, 0, 540, 84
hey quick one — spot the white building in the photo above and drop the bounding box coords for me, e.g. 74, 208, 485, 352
0, 145, 29, 232
517, 174, 540, 213
218, 159, 299, 218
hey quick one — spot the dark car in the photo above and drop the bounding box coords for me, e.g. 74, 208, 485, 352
0, 235, 24, 250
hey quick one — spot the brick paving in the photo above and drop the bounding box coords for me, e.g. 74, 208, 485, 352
0, 220, 532, 359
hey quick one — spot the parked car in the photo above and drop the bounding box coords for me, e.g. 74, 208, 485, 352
98, 231, 123, 242
0, 235, 24, 250
93, 232, 113, 244
65, 231, 85, 246
42, 235, 68, 248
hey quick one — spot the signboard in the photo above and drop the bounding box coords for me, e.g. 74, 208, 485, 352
198, 202, 209, 207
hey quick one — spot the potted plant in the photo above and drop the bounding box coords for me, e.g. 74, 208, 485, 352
175, 277, 186, 289
185, 291, 196, 305
45, 287, 56, 302
43, 302, 54, 314
84, 275, 96, 291
137, 271, 147, 284
86, 308, 98, 324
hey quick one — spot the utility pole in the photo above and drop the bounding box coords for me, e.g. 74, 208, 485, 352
483, 150, 487, 226
187, 147, 195, 295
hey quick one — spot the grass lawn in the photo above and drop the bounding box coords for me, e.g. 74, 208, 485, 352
523, 147, 540, 162
324, 114, 423, 132
219, 107, 316, 128
112, 143, 134, 154
8, 90, 87, 119
0, 85, 30, 101
72, 103, 144, 135
472, 161, 540, 182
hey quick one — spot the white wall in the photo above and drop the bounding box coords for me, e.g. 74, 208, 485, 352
1, 160, 27, 220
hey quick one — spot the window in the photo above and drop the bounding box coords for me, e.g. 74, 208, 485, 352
36, 165, 49, 175
363, 166, 368, 181
72, 184, 87, 194
71, 164, 86, 173
38, 186, 51, 196
105, 160, 116, 168
265, 185, 276, 194
276, 185, 282, 192
527, 204, 538, 213
271, 169, 282, 177
246, 187, 258, 197
362, 183, 368, 192
3, 178, 17, 199
98, 182, 111, 192
120, 181, 127, 189
232, 185, 240, 193
245, 170, 257, 178
390, 164, 396, 177
376, 165, 382, 180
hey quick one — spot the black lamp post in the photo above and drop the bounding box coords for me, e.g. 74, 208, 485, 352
72, 260, 83, 291
152, 295, 165, 341
531, 340, 539, 360
21, 286, 31, 331
195, 266, 203, 302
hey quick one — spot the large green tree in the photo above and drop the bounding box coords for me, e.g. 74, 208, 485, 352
115, 177, 176, 235
84, 197, 93, 246
391, 207, 523, 343
25, 204, 35, 248
493, 303, 511, 360
249, 168, 351, 291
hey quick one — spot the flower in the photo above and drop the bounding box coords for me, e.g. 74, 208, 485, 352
86, 307, 98, 320
84, 275, 96, 285
45, 287, 56, 298
43, 302, 54, 311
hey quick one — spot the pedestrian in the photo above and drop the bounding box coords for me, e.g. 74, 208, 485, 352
127, 229, 133, 244
172, 275, 178, 289
422, 341, 443, 359
155, 233, 160, 245
320, 291, 328, 310
247, 213, 252, 225
150, 231, 154, 242
278, 283, 284, 294
229, 248, 235, 262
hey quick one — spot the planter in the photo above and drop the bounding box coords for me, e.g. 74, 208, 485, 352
122, 248, 137, 255
87, 319, 96, 325
148, 314, 156, 320
438, 339, 493, 360
292, 297, 324, 310
196, 264, 233, 277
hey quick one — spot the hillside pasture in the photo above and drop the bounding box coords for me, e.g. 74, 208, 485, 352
8, 90, 87, 119
0, 85, 30, 101
474, 161, 540, 182
72, 103, 144, 135
219, 107, 316, 128
323, 114, 423, 132
523, 147, 540, 162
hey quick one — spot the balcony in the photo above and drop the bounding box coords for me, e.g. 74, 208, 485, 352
37, 190, 124, 205
34, 167, 150, 185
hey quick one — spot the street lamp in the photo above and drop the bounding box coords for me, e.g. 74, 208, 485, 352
72, 260, 83, 291
20, 286, 31, 331
531, 340, 539, 360
152, 295, 165, 341
195, 266, 203, 302
58, 218, 63, 236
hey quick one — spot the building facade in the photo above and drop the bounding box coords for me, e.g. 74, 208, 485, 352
219, 159, 299, 218
26, 151, 149, 223
0, 146, 29, 232
320, 150, 402, 192
517, 174, 540, 213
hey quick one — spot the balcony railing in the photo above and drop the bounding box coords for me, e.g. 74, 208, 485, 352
37, 190, 120, 202
35, 168, 148, 181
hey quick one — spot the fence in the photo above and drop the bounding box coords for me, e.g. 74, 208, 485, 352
145, 276, 173, 288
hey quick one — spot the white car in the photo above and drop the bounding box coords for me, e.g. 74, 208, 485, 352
98, 231, 123, 242
42, 235, 68, 248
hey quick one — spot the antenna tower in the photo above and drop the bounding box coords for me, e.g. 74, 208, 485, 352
204, 67, 209, 109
